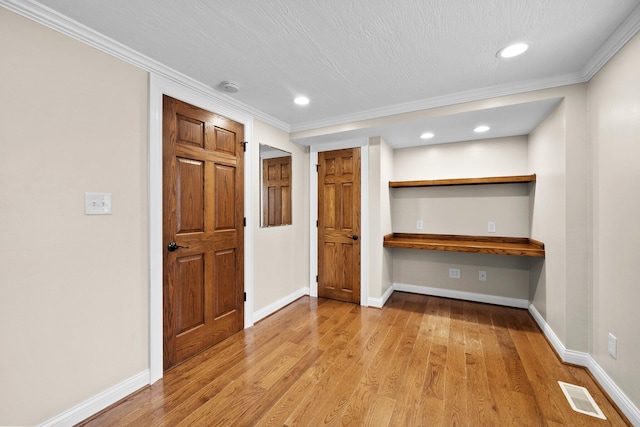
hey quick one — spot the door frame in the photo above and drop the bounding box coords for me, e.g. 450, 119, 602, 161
309, 139, 369, 306
149, 73, 254, 383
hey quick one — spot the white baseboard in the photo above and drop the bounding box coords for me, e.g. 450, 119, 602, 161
392, 283, 530, 309
253, 287, 309, 323
39, 370, 150, 427
529, 304, 640, 426
368, 284, 394, 308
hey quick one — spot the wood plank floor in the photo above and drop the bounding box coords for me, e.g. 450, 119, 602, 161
78, 293, 630, 426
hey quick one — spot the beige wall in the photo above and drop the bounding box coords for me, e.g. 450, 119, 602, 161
367, 137, 394, 300
0, 9, 149, 426
528, 100, 568, 342
392, 137, 531, 236
393, 136, 529, 181
3, 3, 639, 423
589, 32, 640, 406
252, 121, 310, 312
389, 137, 531, 300
528, 84, 590, 352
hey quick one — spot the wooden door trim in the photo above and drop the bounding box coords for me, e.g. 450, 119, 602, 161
309, 141, 369, 306
149, 74, 255, 383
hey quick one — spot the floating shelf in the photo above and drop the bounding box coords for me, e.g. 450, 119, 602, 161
389, 174, 536, 188
383, 233, 545, 258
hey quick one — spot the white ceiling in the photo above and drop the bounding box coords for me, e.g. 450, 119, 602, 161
20, 0, 640, 147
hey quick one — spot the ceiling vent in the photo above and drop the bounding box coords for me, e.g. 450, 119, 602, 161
221, 80, 240, 93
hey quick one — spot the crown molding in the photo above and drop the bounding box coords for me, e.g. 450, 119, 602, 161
0, 0, 290, 133
291, 5, 640, 135
582, 3, 640, 81
5, 0, 639, 137
289, 72, 586, 134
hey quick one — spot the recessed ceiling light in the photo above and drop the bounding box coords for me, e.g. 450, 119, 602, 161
497, 42, 529, 58
420, 132, 435, 140
474, 125, 491, 133
294, 96, 310, 105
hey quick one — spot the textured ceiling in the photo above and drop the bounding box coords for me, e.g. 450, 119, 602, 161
16, 0, 640, 145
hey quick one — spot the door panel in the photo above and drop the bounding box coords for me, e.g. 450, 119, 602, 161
176, 158, 204, 233
214, 164, 236, 230
262, 156, 292, 226
163, 95, 244, 370
176, 254, 205, 334
318, 148, 361, 303
213, 248, 237, 318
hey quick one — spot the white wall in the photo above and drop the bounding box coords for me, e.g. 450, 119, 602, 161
252, 120, 310, 316
589, 31, 640, 408
0, 9, 149, 425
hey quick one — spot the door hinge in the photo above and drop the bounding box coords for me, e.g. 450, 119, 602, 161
316, 275, 319, 283
240, 141, 248, 152
243, 292, 247, 302
243, 217, 246, 227
316, 164, 319, 172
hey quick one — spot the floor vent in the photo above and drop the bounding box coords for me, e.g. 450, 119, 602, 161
558, 381, 606, 420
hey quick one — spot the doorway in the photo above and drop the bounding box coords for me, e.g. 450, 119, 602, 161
317, 147, 361, 303
162, 95, 245, 370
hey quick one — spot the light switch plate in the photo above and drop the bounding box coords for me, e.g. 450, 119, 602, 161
85, 192, 112, 215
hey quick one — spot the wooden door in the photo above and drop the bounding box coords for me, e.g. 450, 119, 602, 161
317, 148, 361, 303
163, 95, 244, 370
262, 156, 292, 226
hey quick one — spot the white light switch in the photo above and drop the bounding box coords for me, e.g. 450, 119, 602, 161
85, 192, 112, 215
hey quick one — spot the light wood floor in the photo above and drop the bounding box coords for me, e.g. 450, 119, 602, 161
79, 292, 629, 426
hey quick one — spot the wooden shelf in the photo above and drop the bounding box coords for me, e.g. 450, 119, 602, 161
383, 233, 545, 257
389, 174, 536, 188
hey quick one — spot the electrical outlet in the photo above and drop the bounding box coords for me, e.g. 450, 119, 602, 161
479, 271, 487, 281
608, 333, 617, 359
416, 220, 424, 230
449, 268, 461, 279
488, 221, 496, 233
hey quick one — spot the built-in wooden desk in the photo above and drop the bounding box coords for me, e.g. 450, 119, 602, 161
383, 233, 545, 258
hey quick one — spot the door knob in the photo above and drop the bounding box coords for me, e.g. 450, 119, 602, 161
349, 234, 359, 241
167, 242, 189, 252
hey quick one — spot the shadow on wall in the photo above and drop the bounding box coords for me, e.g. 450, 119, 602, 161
529, 257, 546, 316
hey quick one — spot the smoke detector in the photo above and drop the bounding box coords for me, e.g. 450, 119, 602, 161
221, 80, 240, 93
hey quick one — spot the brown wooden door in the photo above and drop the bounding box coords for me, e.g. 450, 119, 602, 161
262, 156, 292, 226
317, 148, 361, 303
162, 95, 244, 370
